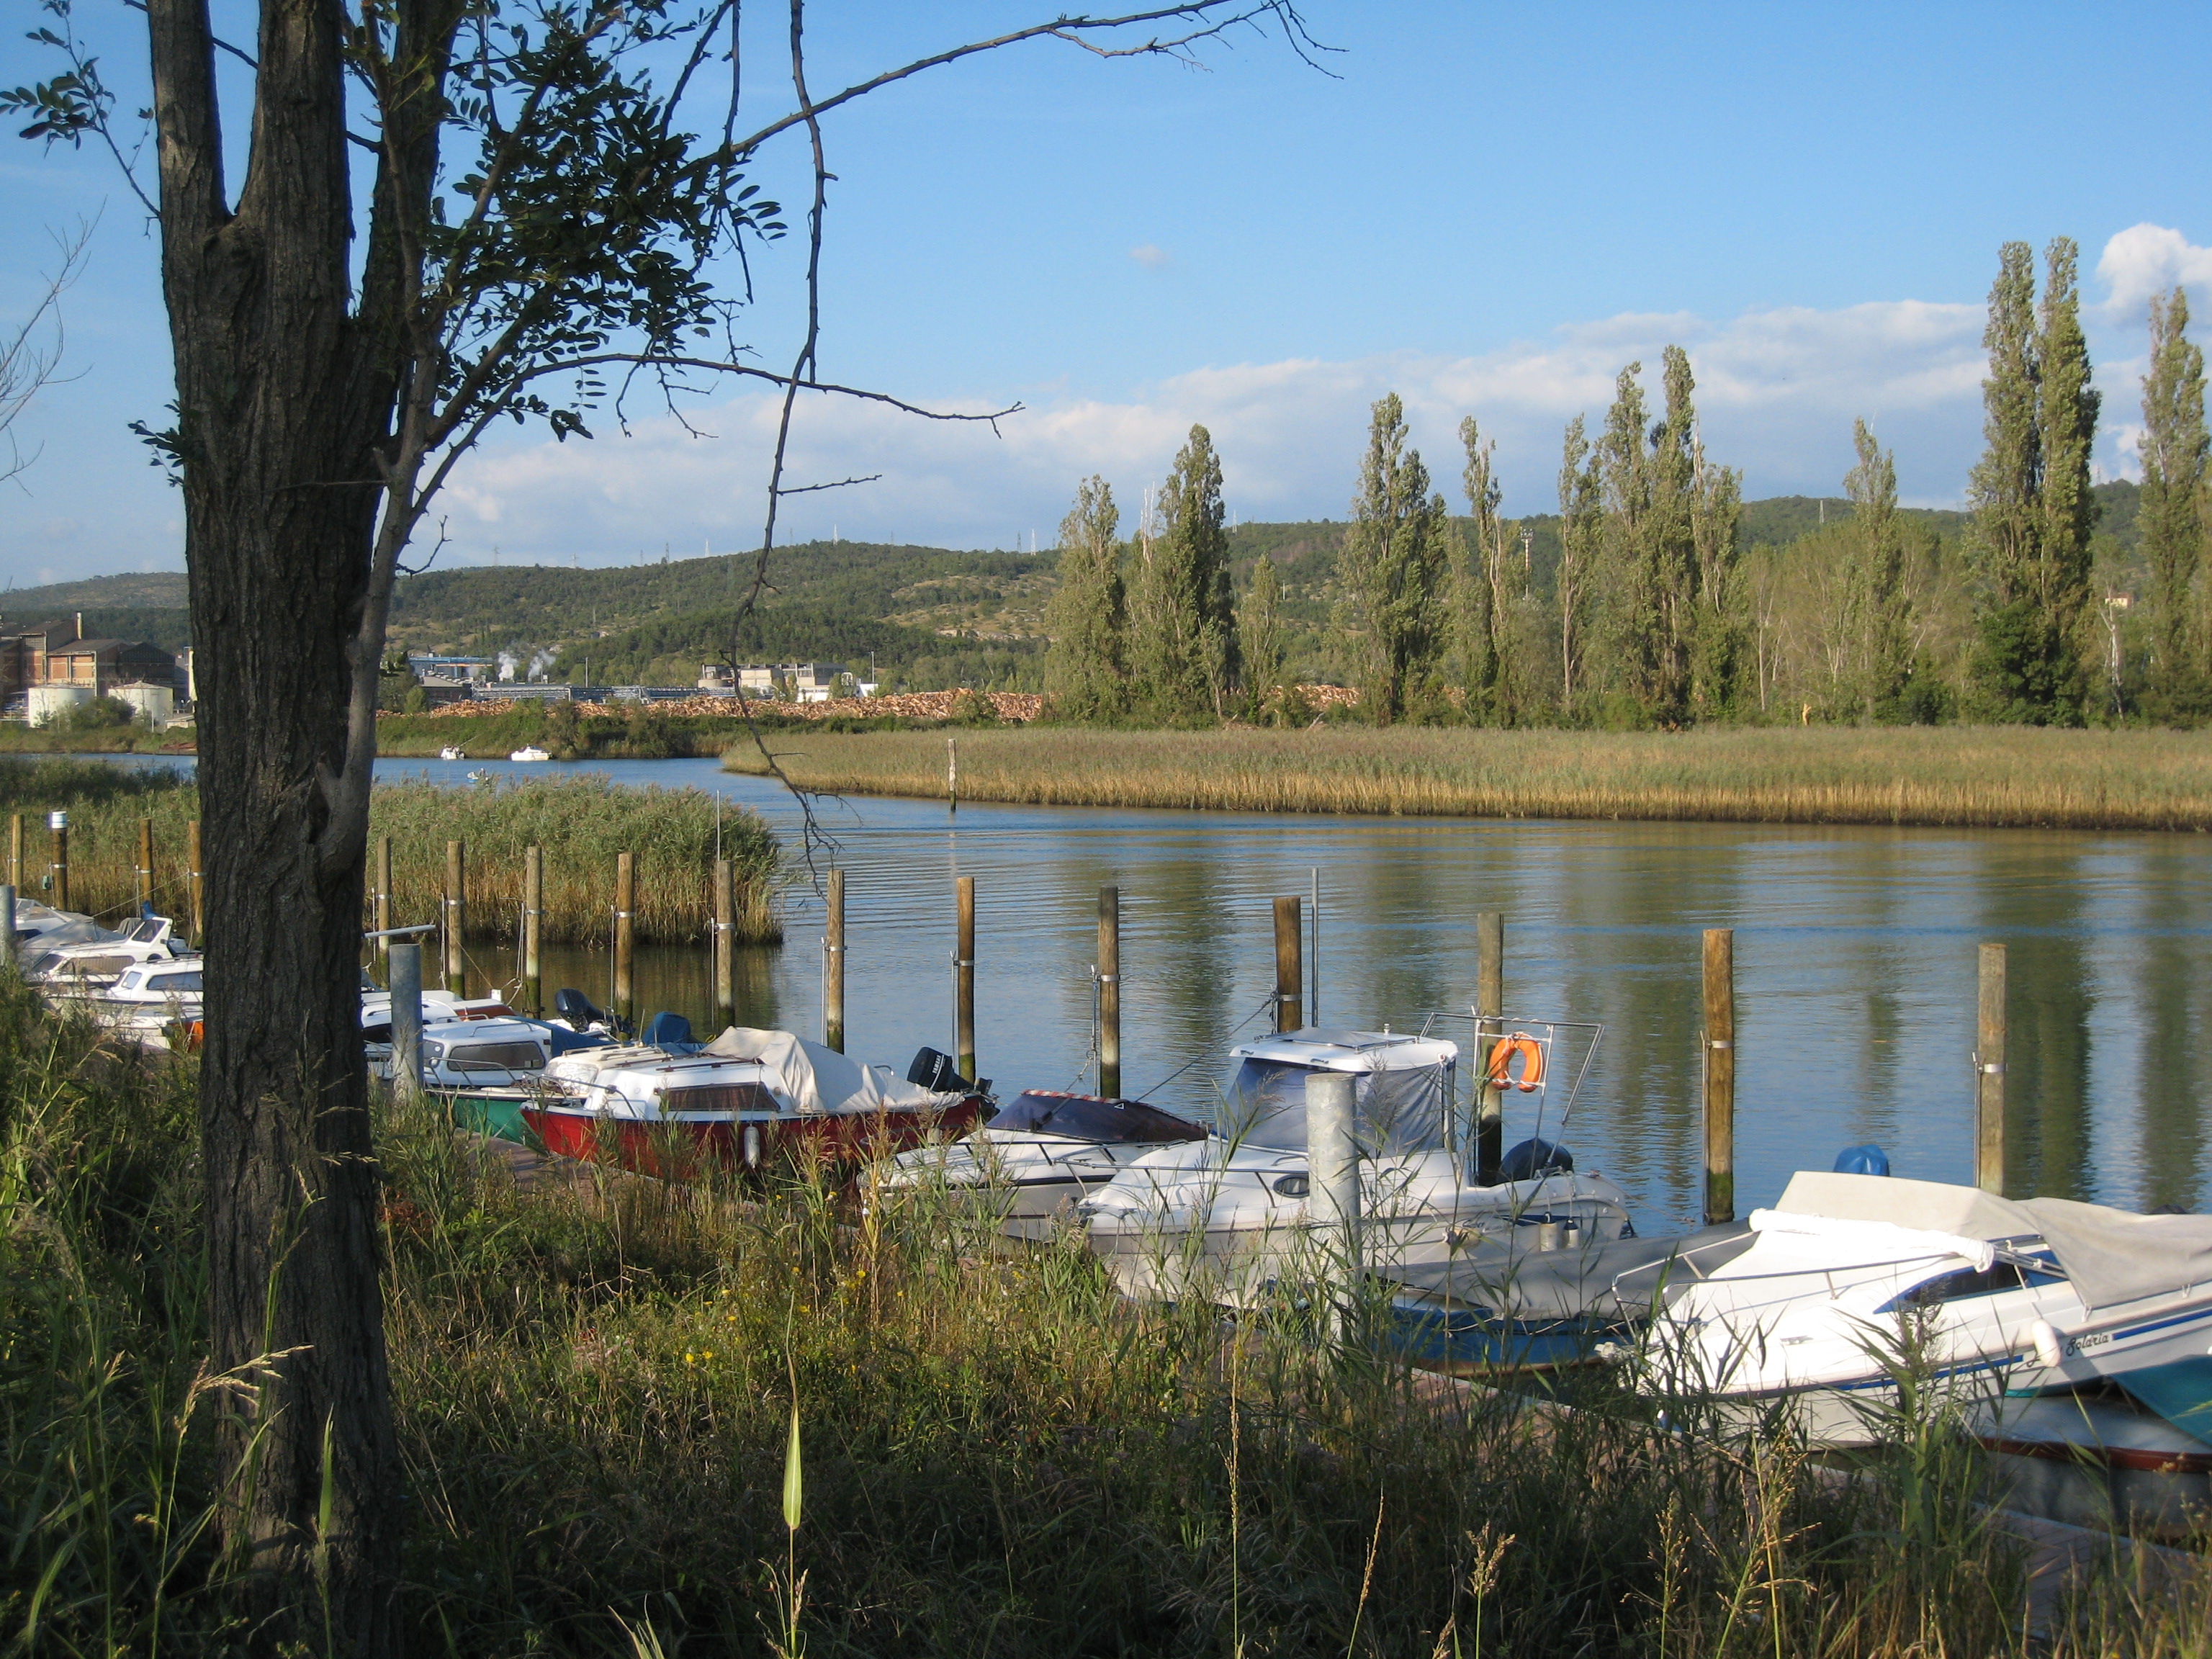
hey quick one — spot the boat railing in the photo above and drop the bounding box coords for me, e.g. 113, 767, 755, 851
1413, 1011, 1602, 1159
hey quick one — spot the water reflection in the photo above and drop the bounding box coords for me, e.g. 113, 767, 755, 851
165, 752, 2211, 1227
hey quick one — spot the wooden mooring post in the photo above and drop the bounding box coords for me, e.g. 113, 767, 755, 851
822, 868, 845, 1052
1273, 895, 1303, 1034
443, 840, 466, 996
48, 811, 68, 912
374, 835, 393, 962
1977, 943, 2007, 1195
8, 814, 21, 896
614, 851, 636, 1025
523, 845, 543, 1017
135, 817, 154, 916
955, 875, 976, 1082
1702, 928, 1736, 1225
186, 820, 203, 944
947, 737, 958, 814
1476, 912, 1503, 1184
713, 858, 737, 1033
1097, 885, 1120, 1097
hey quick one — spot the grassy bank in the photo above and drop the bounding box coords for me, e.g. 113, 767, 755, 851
1, 984, 2203, 1654
0, 761, 781, 945
724, 724, 2212, 832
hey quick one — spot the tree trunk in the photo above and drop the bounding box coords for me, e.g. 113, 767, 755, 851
150, 0, 401, 1646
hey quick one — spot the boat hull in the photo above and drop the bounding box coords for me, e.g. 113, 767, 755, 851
436, 1086, 541, 1144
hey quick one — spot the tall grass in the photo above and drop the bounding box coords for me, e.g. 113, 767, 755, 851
727, 724, 2212, 832
0, 761, 781, 945
0, 977, 2205, 1654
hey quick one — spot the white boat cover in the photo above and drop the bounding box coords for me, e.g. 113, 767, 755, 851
701, 1027, 961, 1117
1774, 1172, 2212, 1313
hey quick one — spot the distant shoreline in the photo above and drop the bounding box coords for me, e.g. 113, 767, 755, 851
721, 724, 2212, 834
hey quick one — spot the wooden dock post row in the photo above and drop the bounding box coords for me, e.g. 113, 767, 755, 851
48, 811, 68, 912
1977, 942, 2007, 1196
135, 817, 154, 916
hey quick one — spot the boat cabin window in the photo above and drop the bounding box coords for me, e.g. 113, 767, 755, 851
58, 955, 135, 979
24, 953, 58, 978
661, 1082, 778, 1115
1888, 1259, 2061, 1309
990, 1090, 1207, 1143
446, 1041, 545, 1073
1218, 1058, 1450, 1155
145, 971, 202, 994
123, 919, 167, 944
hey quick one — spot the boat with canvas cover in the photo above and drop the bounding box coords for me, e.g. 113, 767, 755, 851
1382, 1220, 1754, 1371
879, 1086, 1208, 1238
26, 916, 191, 991
519, 1024, 986, 1175
1078, 1020, 1632, 1305
1642, 1171, 2212, 1446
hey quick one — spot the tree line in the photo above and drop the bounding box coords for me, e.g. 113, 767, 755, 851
1046, 238, 2210, 729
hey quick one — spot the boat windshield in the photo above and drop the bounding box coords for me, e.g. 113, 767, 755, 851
1217, 1058, 1449, 1155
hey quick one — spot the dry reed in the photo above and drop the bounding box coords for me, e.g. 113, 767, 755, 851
727, 724, 2212, 832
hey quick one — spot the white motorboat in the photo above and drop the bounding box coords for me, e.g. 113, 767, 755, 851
518, 1025, 985, 1176
439, 745, 467, 760
75, 958, 204, 1046
1079, 1022, 1633, 1305
27, 916, 192, 989
367, 1012, 553, 1089
880, 1087, 1208, 1238
1641, 1171, 2212, 1447
508, 746, 551, 763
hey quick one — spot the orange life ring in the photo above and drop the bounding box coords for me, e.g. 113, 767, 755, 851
1484, 1033, 1545, 1093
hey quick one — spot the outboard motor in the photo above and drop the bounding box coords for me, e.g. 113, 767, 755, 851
1498, 1137, 1573, 1182
906, 1046, 974, 1094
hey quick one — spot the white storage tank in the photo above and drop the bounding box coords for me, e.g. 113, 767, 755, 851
112, 683, 174, 725
27, 685, 91, 727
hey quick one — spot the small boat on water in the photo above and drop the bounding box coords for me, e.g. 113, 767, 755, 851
1079, 1020, 1633, 1305
27, 915, 192, 990
881, 1086, 1208, 1238
520, 1025, 987, 1175
508, 746, 551, 763
439, 745, 466, 761
1641, 1171, 2212, 1447
1382, 1220, 1754, 1371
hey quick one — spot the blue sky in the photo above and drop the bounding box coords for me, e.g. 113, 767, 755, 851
3, 1, 2211, 580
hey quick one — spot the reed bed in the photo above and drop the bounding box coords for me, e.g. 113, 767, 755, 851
365, 775, 781, 946
4, 979, 2204, 1656
0, 761, 782, 945
727, 723, 2212, 832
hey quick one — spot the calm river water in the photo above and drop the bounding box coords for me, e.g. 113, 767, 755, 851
125, 752, 2212, 1228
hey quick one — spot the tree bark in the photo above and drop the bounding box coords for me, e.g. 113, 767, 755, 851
149, 0, 402, 1646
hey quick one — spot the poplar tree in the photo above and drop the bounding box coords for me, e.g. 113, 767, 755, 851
1042, 476, 1127, 720
1597, 364, 1659, 716
1842, 420, 1912, 719
2139, 286, 2208, 715
1130, 425, 1236, 720
1455, 418, 1503, 721
1239, 553, 1285, 716
1968, 238, 2099, 723
1556, 415, 1601, 709
1337, 393, 1449, 721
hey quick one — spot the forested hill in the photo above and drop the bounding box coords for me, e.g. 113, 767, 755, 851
2, 483, 2143, 693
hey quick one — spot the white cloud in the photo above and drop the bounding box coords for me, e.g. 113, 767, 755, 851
2096, 223, 2212, 320
1128, 243, 1170, 269
435, 295, 2018, 559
